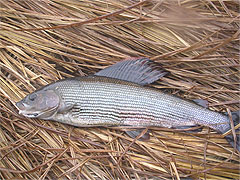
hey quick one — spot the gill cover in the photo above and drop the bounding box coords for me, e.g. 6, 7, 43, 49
16, 89, 60, 119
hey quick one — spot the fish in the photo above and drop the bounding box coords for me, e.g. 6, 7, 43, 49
16, 57, 239, 151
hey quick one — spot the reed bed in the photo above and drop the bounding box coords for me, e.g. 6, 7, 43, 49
0, 0, 239, 179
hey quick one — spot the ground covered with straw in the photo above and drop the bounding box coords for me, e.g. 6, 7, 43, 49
0, 0, 239, 179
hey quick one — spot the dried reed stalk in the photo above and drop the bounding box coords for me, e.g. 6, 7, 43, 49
0, 0, 239, 179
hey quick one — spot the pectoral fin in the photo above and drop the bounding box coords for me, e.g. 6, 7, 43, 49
125, 129, 150, 140
57, 102, 75, 114
95, 57, 167, 85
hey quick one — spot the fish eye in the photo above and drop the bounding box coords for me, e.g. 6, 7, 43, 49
29, 93, 37, 101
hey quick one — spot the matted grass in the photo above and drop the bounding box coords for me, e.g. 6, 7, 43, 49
0, 0, 239, 179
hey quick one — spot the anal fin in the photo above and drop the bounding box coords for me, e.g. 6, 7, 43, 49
174, 125, 203, 133
193, 99, 209, 108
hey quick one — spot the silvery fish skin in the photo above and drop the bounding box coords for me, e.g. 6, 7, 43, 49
16, 76, 229, 133
16, 57, 238, 150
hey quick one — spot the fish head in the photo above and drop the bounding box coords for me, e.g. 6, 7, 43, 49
16, 89, 60, 119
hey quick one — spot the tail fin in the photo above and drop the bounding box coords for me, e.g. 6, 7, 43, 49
224, 111, 240, 152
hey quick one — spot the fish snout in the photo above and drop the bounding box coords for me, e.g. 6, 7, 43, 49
16, 100, 26, 110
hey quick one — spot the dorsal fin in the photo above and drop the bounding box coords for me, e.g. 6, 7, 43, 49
94, 57, 167, 85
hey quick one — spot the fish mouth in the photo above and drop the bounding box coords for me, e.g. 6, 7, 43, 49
18, 106, 59, 119
18, 110, 40, 118
16, 101, 41, 118
16, 101, 57, 119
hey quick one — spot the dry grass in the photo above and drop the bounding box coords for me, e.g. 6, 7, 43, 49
0, 0, 239, 179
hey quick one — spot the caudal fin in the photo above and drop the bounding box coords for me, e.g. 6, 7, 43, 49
224, 111, 240, 152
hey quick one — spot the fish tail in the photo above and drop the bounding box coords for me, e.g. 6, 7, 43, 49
224, 111, 240, 152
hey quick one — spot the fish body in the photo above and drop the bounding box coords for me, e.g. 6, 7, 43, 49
21, 76, 229, 132
16, 58, 238, 150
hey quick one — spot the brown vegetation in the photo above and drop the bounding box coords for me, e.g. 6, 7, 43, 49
0, 0, 239, 179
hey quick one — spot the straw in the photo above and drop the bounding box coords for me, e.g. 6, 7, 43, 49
0, 0, 239, 179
